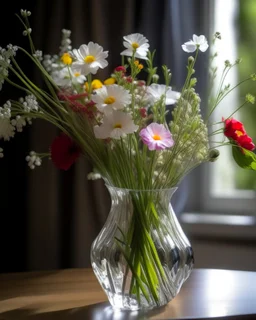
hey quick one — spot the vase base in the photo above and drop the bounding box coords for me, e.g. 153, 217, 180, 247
106, 290, 173, 311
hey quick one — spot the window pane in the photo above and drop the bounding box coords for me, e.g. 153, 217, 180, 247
210, 0, 256, 197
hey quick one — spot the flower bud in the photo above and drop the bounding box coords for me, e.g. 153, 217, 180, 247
208, 149, 220, 162
188, 56, 194, 65
152, 74, 159, 82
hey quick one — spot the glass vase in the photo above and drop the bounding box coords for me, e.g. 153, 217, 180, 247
90, 185, 194, 311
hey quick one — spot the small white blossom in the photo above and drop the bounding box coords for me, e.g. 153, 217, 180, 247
0, 101, 11, 119
87, 171, 102, 180
72, 42, 108, 75
94, 110, 138, 139
59, 29, 72, 55
20, 9, 31, 17
20, 94, 39, 112
6, 44, 18, 56
33, 50, 43, 61
42, 54, 60, 73
23, 28, 32, 36
121, 33, 149, 60
26, 117, 32, 125
51, 67, 86, 87
0, 46, 18, 90
146, 84, 180, 105
152, 74, 159, 82
182, 34, 209, 53
0, 148, 3, 158
11, 116, 26, 132
0, 118, 15, 140
26, 151, 42, 169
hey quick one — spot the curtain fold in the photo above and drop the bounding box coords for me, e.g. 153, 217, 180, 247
0, 0, 212, 272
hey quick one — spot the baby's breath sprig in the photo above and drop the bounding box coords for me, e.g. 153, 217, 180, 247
25, 151, 51, 170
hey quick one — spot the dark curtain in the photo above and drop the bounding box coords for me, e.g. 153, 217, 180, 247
0, 0, 212, 272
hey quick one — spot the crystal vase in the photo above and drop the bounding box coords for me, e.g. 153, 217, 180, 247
90, 185, 194, 311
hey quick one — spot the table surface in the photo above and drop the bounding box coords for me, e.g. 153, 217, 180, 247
0, 268, 256, 320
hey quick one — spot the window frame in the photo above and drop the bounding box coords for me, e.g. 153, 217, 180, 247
201, 163, 256, 215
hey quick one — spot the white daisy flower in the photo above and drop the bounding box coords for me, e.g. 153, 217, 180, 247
71, 42, 108, 75
92, 84, 131, 115
51, 67, 86, 87
146, 84, 180, 105
94, 110, 138, 139
0, 118, 15, 140
182, 34, 209, 53
121, 33, 149, 60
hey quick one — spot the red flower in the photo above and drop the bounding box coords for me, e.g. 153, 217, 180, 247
139, 107, 147, 118
57, 90, 96, 117
50, 133, 81, 170
125, 76, 133, 83
114, 66, 126, 73
223, 118, 255, 151
237, 134, 255, 151
224, 118, 246, 140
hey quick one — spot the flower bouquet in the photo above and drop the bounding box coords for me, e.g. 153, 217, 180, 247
1, 10, 256, 311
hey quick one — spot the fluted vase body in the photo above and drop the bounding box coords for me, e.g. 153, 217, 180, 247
91, 186, 194, 311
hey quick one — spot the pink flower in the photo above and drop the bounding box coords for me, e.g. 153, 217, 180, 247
139, 123, 174, 151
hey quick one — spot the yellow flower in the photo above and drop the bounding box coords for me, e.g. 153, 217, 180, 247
61, 53, 72, 65
85, 79, 103, 92
104, 77, 116, 85
92, 79, 103, 89
134, 60, 143, 70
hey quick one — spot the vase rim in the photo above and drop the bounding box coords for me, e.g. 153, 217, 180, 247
105, 184, 178, 193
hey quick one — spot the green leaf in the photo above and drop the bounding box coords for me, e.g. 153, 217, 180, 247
232, 146, 256, 170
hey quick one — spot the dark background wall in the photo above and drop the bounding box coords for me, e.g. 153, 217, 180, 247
0, 0, 211, 273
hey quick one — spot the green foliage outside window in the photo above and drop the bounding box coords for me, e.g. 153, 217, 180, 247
236, 0, 256, 189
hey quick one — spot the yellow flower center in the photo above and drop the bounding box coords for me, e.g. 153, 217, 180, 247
132, 42, 139, 49
235, 130, 244, 137
85, 55, 95, 64
153, 134, 161, 140
74, 72, 81, 77
61, 53, 72, 65
104, 96, 116, 104
114, 123, 122, 129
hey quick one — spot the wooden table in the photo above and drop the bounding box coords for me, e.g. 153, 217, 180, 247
0, 268, 255, 319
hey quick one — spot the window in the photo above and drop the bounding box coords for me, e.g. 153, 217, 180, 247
201, 0, 256, 215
